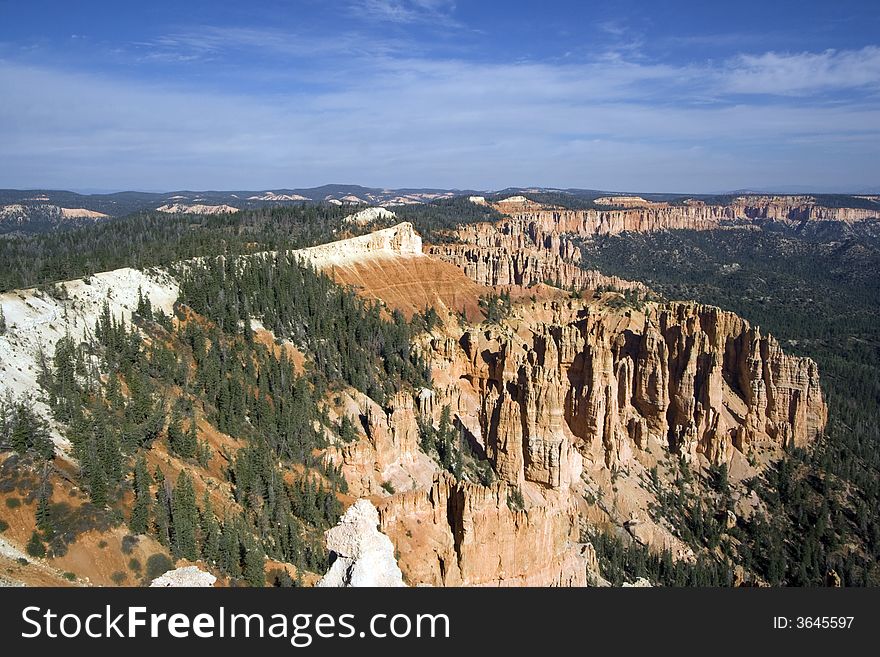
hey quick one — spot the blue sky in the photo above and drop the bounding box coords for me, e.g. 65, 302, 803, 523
1, 0, 878, 192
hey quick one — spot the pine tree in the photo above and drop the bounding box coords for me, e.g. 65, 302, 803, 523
136, 287, 153, 321
7, 400, 52, 458
243, 535, 266, 587
154, 468, 171, 548
200, 493, 221, 564
36, 470, 54, 539
171, 471, 198, 560
167, 408, 197, 459
184, 415, 199, 458
80, 436, 108, 507
0, 304, 6, 334
218, 521, 242, 577
130, 454, 152, 535
9, 403, 32, 454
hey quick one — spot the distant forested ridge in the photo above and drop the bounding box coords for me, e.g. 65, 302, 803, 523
0, 205, 352, 292
0, 197, 509, 292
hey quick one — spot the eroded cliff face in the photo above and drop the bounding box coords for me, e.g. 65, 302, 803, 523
299, 220, 827, 586
427, 220, 644, 291
301, 221, 487, 320
499, 195, 879, 237
423, 298, 825, 473
728, 196, 880, 223
377, 473, 589, 587
358, 293, 826, 585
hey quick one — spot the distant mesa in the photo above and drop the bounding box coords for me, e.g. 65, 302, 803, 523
1, 203, 108, 219
155, 203, 238, 214
594, 195, 666, 208
0, 203, 109, 226
246, 191, 310, 201
59, 207, 109, 218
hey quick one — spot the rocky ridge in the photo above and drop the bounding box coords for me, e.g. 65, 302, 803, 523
429, 194, 878, 301
0, 216, 831, 588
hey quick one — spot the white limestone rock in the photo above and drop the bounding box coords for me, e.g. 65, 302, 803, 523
344, 206, 396, 226
149, 566, 217, 587
317, 499, 406, 587
622, 577, 653, 587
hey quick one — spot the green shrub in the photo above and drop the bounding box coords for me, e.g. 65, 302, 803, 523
146, 553, 173, 581
5, 497, 21, 509
26, 531, 46, 558
121, 535, 138, 555
506, 487, 525, 512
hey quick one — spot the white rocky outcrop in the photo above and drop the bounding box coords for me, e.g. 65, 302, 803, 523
496, 195, 530, 205
317, 499, 406, 587
341, 195, 367, 204
297, 222, 422, 267
594, 196, 656, 208
344, 206, 396, 226
0, 267, 179, 454
622, 577, 653, 587
149, 566, 217, 587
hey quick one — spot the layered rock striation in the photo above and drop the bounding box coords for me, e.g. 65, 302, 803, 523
433, 300, 826, 472
297, 222, 487, 319
427, 218, 644, 291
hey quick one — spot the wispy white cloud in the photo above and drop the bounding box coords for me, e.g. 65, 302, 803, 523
134, 25, 408, 64
596, 20, 628, 37
1, 42, 879, 191
724, 46, 880, 95
350, 0, 459, 26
